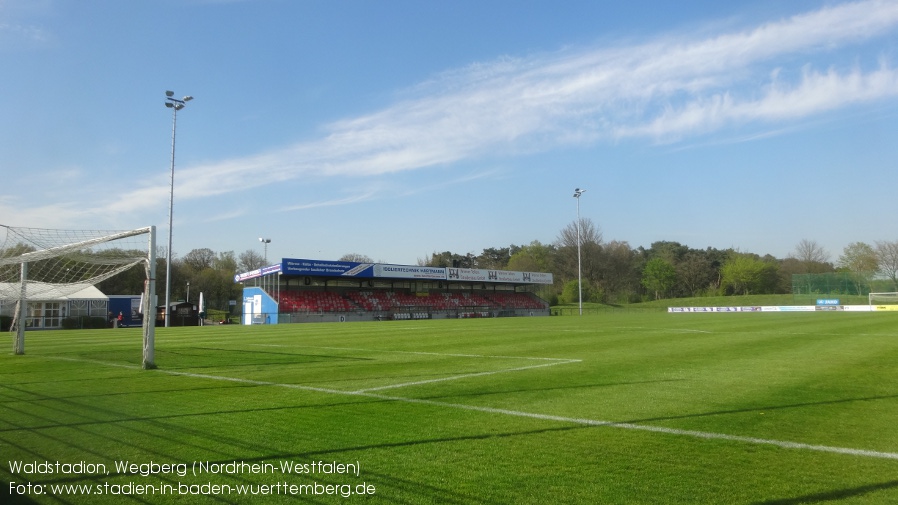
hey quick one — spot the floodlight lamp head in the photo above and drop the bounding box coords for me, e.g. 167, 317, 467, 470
165, 90, 174, 97
165, 102, 174, 108
183, 96, 193, 102
174, 103, 185, 111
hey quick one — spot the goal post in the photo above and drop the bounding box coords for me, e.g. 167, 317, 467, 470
0, 225, 157, 369
868, 292, 898, 308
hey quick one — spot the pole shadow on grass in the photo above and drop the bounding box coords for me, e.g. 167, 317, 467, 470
3, 411, 584, 505
154, 346, 376, 370
415, 378, 687, 401
1, 379, 403, 492
621, 393, 898, 425
752, 479, 898, 504
183, 424, 588, 505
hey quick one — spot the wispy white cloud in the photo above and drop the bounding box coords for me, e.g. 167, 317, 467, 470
278, 189, 380, 213
0, 21, 43, 38
180, 0, 898, 182
25, 0, 898, 222
614, 63, 898, 140
271, 167, 502, 214
0, 0, 52, 47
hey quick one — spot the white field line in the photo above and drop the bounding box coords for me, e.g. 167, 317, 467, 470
40, 356, 898, 461
353, 359, 580, 393
616, 327, 713, 334
249, 344, 582, 393
254, 343, 577, 361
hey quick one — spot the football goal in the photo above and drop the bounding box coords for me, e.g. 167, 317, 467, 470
868, 292, 898, 308
0, 224, 157, 368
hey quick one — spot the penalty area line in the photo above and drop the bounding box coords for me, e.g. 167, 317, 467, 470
253, 343, 580, 362
351, 392, 898, 462
41, 355, 898, 462
352, 359, 581, 393
247, 344, 584, 393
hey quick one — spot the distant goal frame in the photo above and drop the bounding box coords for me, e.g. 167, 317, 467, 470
868, 291, 898, 308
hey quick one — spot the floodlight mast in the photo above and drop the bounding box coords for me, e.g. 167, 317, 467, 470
259, 238, 271, 264
573, 188, 586, 316
163, 90, 192, 327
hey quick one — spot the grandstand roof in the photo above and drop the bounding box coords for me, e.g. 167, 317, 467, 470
234, 258, 554, 285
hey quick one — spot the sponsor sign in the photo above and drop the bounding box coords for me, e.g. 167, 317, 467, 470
448, 268, 490, 282
667, 305, 815, 312
281, 259, 374, 278
374, 264, 447, 280
668, 305, 880, 313
234, 264, 282, 282
447, 268, 554, 285
816, 298, 840, 305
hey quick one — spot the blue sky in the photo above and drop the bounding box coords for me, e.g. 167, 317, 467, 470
2, 0, 897, 266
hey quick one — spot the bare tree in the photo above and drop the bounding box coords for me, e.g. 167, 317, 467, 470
875, 240, 898, 290
340, 253, 373, 263
788, 239, 833, 275
793, 239, 828, 263
238, 249, 265, 272
557, 218, 602, 249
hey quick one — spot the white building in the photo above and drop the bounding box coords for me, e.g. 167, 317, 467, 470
0, 282, 109, 329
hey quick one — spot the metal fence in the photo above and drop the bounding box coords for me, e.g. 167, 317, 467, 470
792, 273, 893, 299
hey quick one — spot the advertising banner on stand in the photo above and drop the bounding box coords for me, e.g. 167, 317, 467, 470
447, 268, 553, 284
281, 259, 375, 278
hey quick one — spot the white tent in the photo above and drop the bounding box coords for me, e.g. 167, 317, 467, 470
0, 282, 107, 302
0, 282, 109, 327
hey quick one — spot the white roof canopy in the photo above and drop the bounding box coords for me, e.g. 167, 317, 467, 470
0, 282, 108, 302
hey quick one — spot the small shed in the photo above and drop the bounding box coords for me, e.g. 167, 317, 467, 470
156, 301, 199, 327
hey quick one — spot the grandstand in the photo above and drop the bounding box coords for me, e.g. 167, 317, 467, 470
235, 258, 552, 324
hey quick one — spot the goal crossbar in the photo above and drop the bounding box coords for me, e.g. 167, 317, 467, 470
2, 225, 157, 369
868, 292, 898, 305
2, 226, 153, 265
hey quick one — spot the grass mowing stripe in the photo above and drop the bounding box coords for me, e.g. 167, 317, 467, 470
254, 344, 584, 393
7, 313, 897, 503
353, 359, 581, 393
43, 353, 898, 462
256, 343, 582, 361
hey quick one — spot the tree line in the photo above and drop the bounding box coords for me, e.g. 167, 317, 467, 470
417, 220, 898, 305
76, 220, 898, 309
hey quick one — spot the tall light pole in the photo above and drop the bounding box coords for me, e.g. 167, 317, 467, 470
259, 238, 271, 264
164, 90, 193, 328
573, 188, 586, 316
259, 238, 272, 297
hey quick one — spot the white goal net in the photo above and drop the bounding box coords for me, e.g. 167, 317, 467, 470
0, 224, 157, 368
868, 292, 898, 306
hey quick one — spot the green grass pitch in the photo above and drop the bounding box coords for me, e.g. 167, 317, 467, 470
2, 312, 898, 504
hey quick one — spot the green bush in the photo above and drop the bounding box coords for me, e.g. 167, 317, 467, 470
561, 279, 594, 305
